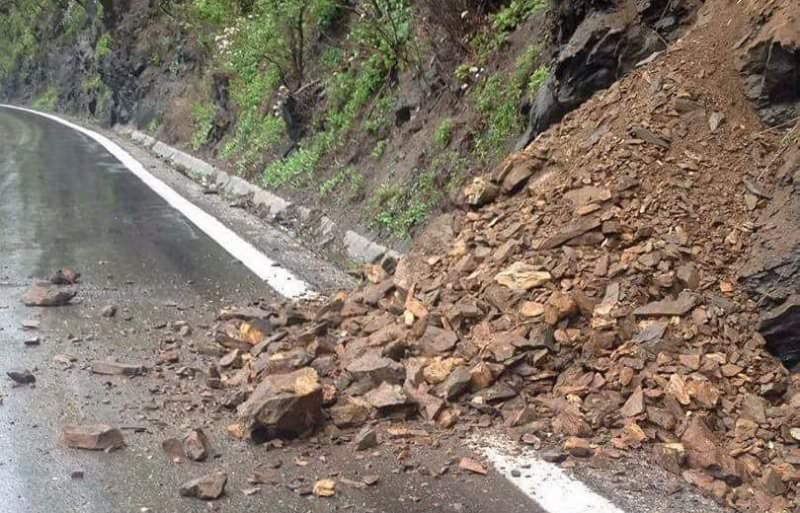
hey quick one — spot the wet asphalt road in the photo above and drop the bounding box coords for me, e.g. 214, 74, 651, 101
0, 109, 540, 513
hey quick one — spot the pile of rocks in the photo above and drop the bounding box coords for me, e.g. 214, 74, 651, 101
203, 2, 800, 511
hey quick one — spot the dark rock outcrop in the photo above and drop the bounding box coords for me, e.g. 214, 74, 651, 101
516, 0, 702, 150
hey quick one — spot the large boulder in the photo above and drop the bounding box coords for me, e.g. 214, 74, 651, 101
236, 368, 323, 441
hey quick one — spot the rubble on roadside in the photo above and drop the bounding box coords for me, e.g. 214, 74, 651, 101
193, 3, 800, 510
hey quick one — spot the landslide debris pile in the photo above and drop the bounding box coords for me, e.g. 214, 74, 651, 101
206, 1, 800, 511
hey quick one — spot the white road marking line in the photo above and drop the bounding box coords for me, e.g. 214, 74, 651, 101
1, 105, 315, 300
474, 434, 627, 513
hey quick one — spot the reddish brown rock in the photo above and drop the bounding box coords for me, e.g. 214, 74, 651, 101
21, 286, 76, 307
61, 424, 124, 451
179, 472, 227, 500
236, 368, 323, 440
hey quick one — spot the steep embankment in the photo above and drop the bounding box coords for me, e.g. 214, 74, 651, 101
198, 1, 800, 512
1, 0, 704, 248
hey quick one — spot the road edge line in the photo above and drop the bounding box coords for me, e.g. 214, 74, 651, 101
0, 104, 316, 300
473, 434, 628, 513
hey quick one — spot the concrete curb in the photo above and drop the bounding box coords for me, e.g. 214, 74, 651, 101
112, 126, 401, 266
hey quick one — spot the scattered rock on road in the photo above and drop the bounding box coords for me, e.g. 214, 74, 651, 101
313, 479, 336, 497
183, 429, 210, 461
61, 424, 125, 451
100, 305, 117, 318
179, 472, 227, 500
236, 367, 323, 441
7, 370, 35, 385
21, 286, 76, 307
49, 268, 80, 285
458, 458, 487, 475
91, 359, 145, 376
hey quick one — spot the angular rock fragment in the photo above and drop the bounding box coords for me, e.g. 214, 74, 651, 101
464, 178, 499, 207
330, 398, 373, 428
179, 472, 227, 500
61, 424, 125, 451
313, 479, 336, 497
495, 262, 551, 290
91, 360, 145, 376
440, 366, 471, 400
564, 437, 593, 457
345, 351, 405, 386
458, 457, 487, 475
21, 286, 76, 307
536, 218, 601, 250
353, 426, 378, 451
184, 429, 209, 461
364, 382, 410, 410
49, 268, 80, 285
634, 292, 697, 317
7, 370, 35, 384
237, 368, 323, 441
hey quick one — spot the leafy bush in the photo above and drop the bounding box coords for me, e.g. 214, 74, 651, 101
191, 102, 216, 150
319, 167, 364, 201
369, 171, 439, 238
528, 65, 549, 95
32, 86, 58, 111
370, 139, 388, 159
491, 0, 547, 32
95, 32, 112, 59
434, 118, 454, 149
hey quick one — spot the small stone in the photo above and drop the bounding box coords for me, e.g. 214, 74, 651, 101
100, 305, 117, 318
61, 424, 124, 451
21, 286, 76, 307
354, 427, 379, 451
564, 437, 593, 457
440, 366, 471, 400
541, 450, 568, 463
495, 263, 551, 290
21, 319, 40, 330
70, 470, 85, 479
7, 370, 35, 384
620, 386, 645, 417
91, 360, 144, 376
519, 301, 545, 317
183, 429, 209, 461
458, 457, 487, 475
363, 475, 380, 486
763, 467, 787, 496
49, 268, 80, 285
510, 469, 521, 477
313, 479, 336, 497
634, 292, 696, 317
179, 472, 227, 500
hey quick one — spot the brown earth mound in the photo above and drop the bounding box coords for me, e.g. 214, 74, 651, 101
206, 1, 800, 511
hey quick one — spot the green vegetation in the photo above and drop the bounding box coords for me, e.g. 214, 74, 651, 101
0, 0, 552, 240
370, 139, 388, 159
492, 0, 547, 32
434, 118, 454, 149
369, 171, 439, 238
471, 0, 547, 61
191, 102, 215, 150
32, 86, 58, 111
470, 44, 549, 162
95, 32, 112, 59
319, 167, 364, 201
